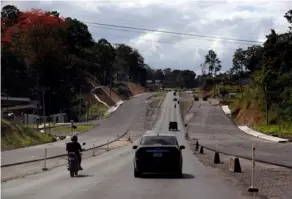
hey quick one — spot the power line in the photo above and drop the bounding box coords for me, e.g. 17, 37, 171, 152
88, 24, 260, 46
87, 18, 262, 39
92, 31, 243, 51
85, 21, 264, 44
87, 24, 259, 46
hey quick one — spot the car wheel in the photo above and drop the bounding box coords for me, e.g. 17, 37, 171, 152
134, 169, 142, 178
177, 168, 183, 178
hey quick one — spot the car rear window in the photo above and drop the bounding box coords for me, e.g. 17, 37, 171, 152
140, 136, 177, 146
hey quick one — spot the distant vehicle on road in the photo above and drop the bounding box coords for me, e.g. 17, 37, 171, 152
174, 104, 176, 108
203, 96, 208, 101
173, 98, 177, 101
173, 91, 177, 96
169, 121, 178, 131
133, 133, 185, 177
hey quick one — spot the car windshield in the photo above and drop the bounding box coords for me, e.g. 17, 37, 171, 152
140, 136, 177, 146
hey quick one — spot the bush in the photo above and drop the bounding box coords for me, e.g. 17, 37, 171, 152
115, 84, 131, 97
202, 78, 214, 91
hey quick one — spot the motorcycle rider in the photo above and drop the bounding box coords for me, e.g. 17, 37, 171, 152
66, 135, 83, 170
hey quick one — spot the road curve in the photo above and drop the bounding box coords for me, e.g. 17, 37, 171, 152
1, 92, 246, 199
1, 93, 154, 166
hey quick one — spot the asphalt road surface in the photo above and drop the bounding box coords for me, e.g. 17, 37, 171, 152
2, 92, 246, 199
1, 93, 154, 166
187, 100, 292, 168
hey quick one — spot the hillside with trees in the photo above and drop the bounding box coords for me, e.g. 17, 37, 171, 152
200, 10, 292, 137
1, 5, 198, 121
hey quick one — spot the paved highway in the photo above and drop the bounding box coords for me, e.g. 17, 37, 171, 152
187, 100, 292, 167
2, 92, 246, 199
1, 93, 154, 166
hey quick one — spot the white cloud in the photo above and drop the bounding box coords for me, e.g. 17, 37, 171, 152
2, 0, 292, 74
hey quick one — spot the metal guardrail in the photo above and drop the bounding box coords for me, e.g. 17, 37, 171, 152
1, 129, 130, 168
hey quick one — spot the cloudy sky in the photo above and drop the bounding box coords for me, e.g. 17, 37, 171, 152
2, 0, 292, 74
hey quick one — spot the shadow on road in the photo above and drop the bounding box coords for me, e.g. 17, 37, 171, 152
75, 174, 93, 178
141, 173, 195, 179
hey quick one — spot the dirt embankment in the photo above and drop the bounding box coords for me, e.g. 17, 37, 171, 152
127, 82, 146, 96
232, 103, 265, 126
85, 74, 146, 107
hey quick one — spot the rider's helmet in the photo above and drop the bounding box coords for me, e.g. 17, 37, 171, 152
71, 135, 78, 142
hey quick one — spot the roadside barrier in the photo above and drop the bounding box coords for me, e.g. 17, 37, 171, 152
248, 144, 259, 192
229, 157, 241, 173
42, 148, 48, 171
214, 152, 220, 164
92, 144, 96, 156
106, 140, 109, 151
1, 129, 130, 168
199, 146, 204, 154
128, 131, 132, 143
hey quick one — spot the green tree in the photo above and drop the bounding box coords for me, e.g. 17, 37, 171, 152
204, 49, 221, 95
204, 50, 222, 77
1, 5, 20, 31
232, 48, 246, 92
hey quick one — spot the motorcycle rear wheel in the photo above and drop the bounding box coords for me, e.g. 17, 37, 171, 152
70, 171, 74, 177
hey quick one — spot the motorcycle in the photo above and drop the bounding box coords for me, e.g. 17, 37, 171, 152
67, 142, 86, 177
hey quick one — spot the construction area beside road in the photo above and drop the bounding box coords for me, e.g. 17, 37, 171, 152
1, 92, 165, 182
2, 91, 292, 199
1, 92, 248, 199
179, 92, 292, 199
1, 93, 158, 166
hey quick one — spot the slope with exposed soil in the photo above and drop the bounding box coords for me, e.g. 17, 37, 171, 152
127, 82, 146, 96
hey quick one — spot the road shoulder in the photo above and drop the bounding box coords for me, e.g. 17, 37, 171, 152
221, 105, 289, 143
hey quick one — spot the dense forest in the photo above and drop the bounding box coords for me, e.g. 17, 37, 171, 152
1, 5, 198, 117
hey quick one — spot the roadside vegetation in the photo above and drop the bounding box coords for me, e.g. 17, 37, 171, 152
1, 119, 56, 151
82, 103, 108, 121
50, 124, 95, 136
179, 92, 194, 118
199, 10, 292, 138
2, 5, 200, 122
148, 93, 165, 108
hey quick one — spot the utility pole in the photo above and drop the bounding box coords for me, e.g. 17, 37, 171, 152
86, 101, 89, 122
109, 78, 112, 99
265, 85, 269, 125
36, 74, 41, 129
78, 87, 82, 121
40, 87, 49, 133
48, 87, 51, 133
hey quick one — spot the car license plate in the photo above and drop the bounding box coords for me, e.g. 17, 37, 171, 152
153, 153, 162, 157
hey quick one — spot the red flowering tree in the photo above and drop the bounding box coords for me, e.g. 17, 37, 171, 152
2, 9, 68, 73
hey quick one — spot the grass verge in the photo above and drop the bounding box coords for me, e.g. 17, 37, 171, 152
179, 100, 193, 118
27, 123, 64, 129
148, 93, 165, 108
1, 119, 56, 151
83, 103, 109, 121
253, 123, 292, 139
50, 124, 95, 135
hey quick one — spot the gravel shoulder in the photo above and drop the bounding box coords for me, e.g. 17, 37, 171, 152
179, 94, 292, 199
188, 142, 292, 199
